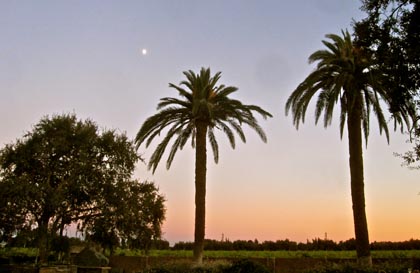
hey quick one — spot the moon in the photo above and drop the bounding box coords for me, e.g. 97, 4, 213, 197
141, 48, 147, 55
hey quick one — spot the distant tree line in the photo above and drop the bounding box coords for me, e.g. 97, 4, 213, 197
8, 234, 420, 252
5, 232, 171, 253
173, 238, 420, 251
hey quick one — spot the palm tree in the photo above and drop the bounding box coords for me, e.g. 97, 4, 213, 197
285, 30, 412, 266
136, 67, 272, 263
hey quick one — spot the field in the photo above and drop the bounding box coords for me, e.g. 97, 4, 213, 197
0, 247, 38, 258
3, 247, 420, 260
110, 250, 420, 273
3, 248, 419, 273
116, 249, 420, 259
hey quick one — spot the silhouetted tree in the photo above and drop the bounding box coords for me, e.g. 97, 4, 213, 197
135, 67, 272, 263
172, 238, 420, 251
285, 30, 412, 266
355, 0, 420, 106
0, 114, 165, 263
354, 0, 419, 169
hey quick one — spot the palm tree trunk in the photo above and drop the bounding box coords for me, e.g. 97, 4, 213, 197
347, 100, 372, 267
193, 121, 207, 264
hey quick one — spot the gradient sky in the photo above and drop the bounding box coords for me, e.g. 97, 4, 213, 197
1, 1, 419, 245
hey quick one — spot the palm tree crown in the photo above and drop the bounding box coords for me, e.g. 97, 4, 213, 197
136, 67, 272, 173
286, 30, 411, 142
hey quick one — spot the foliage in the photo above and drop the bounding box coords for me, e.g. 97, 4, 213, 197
141, 261, 230, 273
74, 247, 109, 266
354, 0, 420, 169
126, 249, 420, 260
223, 259, 270, 273
5, 229, 38, 248
5, 248, 420, 260
201, 238, 341, 251
303, 262, 411, 273
85, 180, 166, 255
354, 0, 420, 106
140, 259, 269, 273
50, 234, 71, 262
0, 114, 165, 262
172, 238, 420, 252
0, 248, 38, 258
395, 121, 420, 169
285, 29, 410, 141
135, 67, 272, 173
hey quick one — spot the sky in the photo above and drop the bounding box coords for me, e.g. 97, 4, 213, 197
1, 1, 419, 245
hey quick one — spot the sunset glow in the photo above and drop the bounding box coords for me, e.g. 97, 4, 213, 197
1, 1, 419, 246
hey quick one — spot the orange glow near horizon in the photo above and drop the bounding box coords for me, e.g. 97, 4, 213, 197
161, 199, 420, 244
2, 0, 420, 248
156, 151, 420, 245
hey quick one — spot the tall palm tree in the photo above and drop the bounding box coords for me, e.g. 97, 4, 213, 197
136, 67, 272, 263
285, 30, 412, 266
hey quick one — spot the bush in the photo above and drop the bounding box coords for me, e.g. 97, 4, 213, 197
224, 259, 270, 273
303, 262, 411, 273
143, 263, 224, 273
74, 247, 109, 266
141, 259, 270, 273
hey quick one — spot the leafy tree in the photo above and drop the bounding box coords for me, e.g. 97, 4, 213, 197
135, 67, 272, 263
0, 114, 165, 263
354, 0, 420, 104
86, 180, 166, 255
285, 30, 411, 266
396, 122, 420, 169
354, 0, 420, 168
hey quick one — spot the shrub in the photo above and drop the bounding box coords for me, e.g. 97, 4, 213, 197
223, 259, 270, 273
141, 261, 230, 273
142, 259, 273, 273
73, 247, 109, 266
303, 261, 411, 273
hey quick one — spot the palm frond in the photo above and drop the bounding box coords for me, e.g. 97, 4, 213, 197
208, 128, 219, 163
339, 96, 347, 139
158, 97, 191, 110
166, 126, 193, 170
215, 86, 238, 99
216, 121, 236, 149
226, 119, 246, 143
242, 117, 268, 143
168, 84, 193, 102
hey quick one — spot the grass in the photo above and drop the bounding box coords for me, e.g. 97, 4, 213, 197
0, 247, 38, 258
116, 249, 420, 259
3, 247, 420, 260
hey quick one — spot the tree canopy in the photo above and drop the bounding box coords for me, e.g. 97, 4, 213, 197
354, 0, 420, 107
0, 114, 165, 262
396, 125, 420, 169
354, 0, 420, 168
